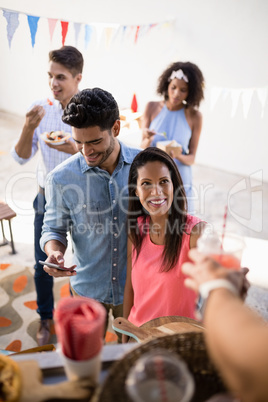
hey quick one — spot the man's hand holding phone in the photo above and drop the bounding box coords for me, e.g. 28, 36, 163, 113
39, 257, 77, 277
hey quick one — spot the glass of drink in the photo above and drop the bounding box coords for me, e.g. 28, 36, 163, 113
125, 349, 195, 402
197, 230, 245, 270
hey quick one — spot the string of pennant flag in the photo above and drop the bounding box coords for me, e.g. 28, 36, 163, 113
1, 7, 175, 49
210, 86, 268, 119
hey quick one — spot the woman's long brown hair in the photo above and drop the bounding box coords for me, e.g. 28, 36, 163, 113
127, 147, 188, 272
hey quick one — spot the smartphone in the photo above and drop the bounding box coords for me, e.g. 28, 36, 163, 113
39, 260, 75, 271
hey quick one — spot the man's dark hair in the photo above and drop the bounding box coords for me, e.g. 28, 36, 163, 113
49, 46, 84, 77
62, 88, 120, 131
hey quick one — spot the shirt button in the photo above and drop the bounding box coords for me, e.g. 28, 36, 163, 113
114, 216, 117, 220
113, 263, 117, 266
110, 180, 113, 184
114, 233, 117, 237
112, 277, 116, 280
113, 200, 116, 203
83, 204, 86, 208
114, 248, 117, 251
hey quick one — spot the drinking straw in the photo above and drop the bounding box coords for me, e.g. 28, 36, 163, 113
154, 357, 168, 402
221, 205, 228, 251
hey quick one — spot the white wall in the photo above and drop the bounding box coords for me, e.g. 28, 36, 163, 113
0, 0, 267, 181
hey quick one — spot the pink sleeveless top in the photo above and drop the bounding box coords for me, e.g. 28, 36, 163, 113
128, 215, 202, 326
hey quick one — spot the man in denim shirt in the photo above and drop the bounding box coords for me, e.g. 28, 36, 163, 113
40, 88, 140, 339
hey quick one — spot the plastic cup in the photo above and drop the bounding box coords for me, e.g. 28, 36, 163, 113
59, 349, 101, 382
125, 349, 195, 402
197, 231, 245, 270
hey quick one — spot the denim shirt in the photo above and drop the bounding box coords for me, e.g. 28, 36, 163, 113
40, 141, 141, 305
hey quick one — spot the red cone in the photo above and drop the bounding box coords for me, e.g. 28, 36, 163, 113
131, 93, 138, 113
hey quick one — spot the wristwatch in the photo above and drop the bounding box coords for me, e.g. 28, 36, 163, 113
196, 279, 239, 321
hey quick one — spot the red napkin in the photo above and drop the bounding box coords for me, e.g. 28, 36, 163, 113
131, 93, 138, 113
54, 296, 106, 361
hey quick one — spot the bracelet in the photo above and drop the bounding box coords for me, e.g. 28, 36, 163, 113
196, 279, 239, 321
199, 279, 239, 299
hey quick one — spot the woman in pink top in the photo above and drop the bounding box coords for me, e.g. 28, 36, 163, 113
123, 147, 206, 342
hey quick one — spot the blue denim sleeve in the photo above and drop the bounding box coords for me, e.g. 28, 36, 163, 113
40, 172, 69, 251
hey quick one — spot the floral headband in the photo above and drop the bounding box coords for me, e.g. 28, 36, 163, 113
169, 69, 189, 83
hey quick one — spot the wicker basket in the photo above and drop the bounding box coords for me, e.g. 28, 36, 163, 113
97, 332, 227, 402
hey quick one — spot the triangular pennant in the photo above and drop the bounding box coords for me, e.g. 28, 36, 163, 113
134, 26, 140, 44
241, 88, 254, 119
210, 87, 222, 111
61, 21, 69, 45
121, 25, 127, 43
138, 24, 150, 39
162, 22, 170, 29
222, 88, 229, 102
3, 10, 19, 48
94, 24, 104, 47
108, 24, 120, 44
48, 18, 57, 42
27, 15, 40, 48
256, 87, 267, 118
74, 22, 82, 46
230, 89, 242, 118
131, 93, 138, 112
149, 23, 157, 30
84, 24, 93, 49
105, 27, 115, 48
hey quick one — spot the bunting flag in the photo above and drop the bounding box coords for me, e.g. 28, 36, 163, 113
230, 89, 242, 118
105, 27, 115, 48
61, 21, 69, 45
0, 7, 177, 50
138, 24, 150, 39
3, 10, 19, 48
27, 15, 40, 47
110, 25, 121, 45
256, 88, 267, 118
74, 22, 82, 46
134, 26, 140, 44
121, 26, 127, 43
210, 87, 222, 111
48, 18, 57, 42
241, 89, 254, 119
94, 24, 104, 46
131, 93, 138, 112
84, 25, 93, 49
210, 86, 268, 119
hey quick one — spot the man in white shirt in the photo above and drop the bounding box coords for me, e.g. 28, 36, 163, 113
11, 46, 83, 346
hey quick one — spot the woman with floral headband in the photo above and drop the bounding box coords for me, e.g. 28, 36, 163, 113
141, 61, 205, 213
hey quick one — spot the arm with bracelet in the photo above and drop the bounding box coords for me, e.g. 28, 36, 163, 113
182, 249, 268, 402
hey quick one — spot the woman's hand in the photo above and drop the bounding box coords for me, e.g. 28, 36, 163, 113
168, 147, 183, 160
141, 128, 156, 148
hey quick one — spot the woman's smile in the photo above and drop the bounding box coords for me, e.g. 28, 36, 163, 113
136, 161, 174, 217
147, 198, 167, 207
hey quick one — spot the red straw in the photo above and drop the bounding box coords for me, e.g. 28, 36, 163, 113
154, 357, 168, 402
221, 205, 228, 251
